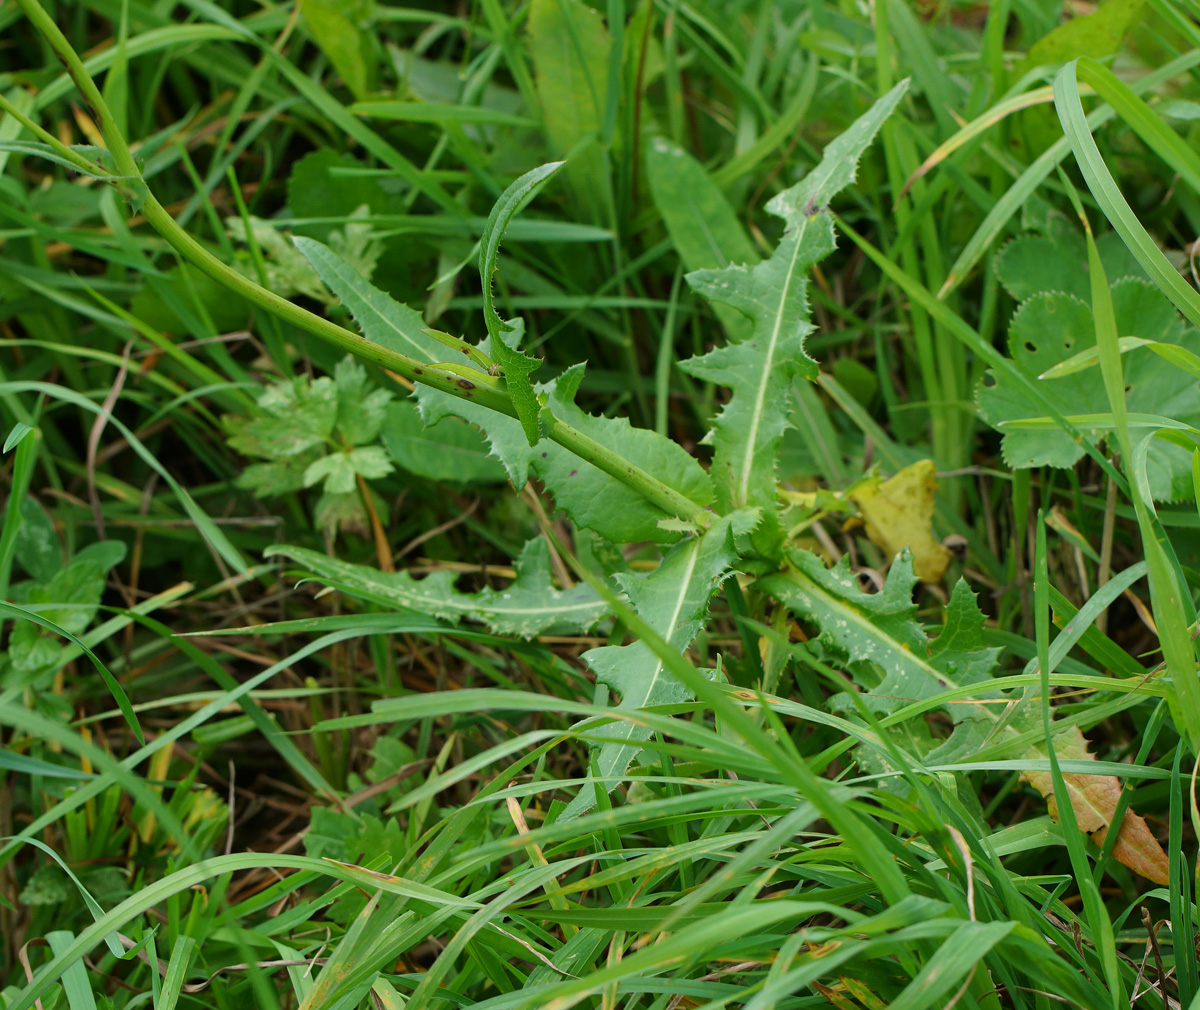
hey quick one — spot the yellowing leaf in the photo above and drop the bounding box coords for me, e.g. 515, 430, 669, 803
1021, 726, 1169, 885
847, 460, 951, 583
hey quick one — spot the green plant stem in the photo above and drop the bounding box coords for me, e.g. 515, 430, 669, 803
13, 0, 706, 524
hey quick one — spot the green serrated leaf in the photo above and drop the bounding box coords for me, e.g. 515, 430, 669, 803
563, 510, 758, 819
236, 458, 314, 498
231, 377, 338, 460
381, 401, 506, 484
417, 371, 542, 488
762, 550, 1007, 733
761, 550, 1010, 777
14, 497, 61, 583
531, 365, 715, 544
226, 216, 328, 301
346, 446, 393, 480
293, 237, 441, 363
11, 557, 109, 672
680, 81, 908, 515
314, 490, 368, 537
480, 163, 563, 446
267, 538, 608, 638
993, 214, 1146, 302
19, 865, 71, 907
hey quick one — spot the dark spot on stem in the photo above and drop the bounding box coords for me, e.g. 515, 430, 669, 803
461, 347, 471, 356
457, 378, 476, 390
413, 368, 423, 375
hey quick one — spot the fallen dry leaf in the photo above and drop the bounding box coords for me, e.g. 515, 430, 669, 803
847, 460, 952, 583
1021, 725, 1169, 885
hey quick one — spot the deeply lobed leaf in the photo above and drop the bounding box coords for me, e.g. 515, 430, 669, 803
266, 538, 608, 639
680, 81, 909, 518
563, 509, 759, 819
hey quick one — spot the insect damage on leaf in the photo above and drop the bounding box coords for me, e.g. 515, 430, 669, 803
680, 81, 909, 517
1021, 725, 1169, 884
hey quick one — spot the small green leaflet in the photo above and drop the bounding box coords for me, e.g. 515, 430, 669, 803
563, 510, 758, 820
266, 538, 608, 638
4, 422, 33, 453
680, 81, 908, 515
3, 541, 142, 745
480, 162, 564, 446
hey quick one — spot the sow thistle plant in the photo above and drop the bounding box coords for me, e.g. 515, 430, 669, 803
262, 82, 1163, 868
9, 1, 1199, 1002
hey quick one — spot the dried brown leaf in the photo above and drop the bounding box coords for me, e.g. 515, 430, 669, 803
1021, 726, 1169, 885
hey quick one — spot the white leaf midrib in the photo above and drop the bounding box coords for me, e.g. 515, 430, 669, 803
735, 216, 809, 506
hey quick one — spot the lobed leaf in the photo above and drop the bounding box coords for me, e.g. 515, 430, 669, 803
266, 538, 608, 639
563, 509, 758, 819
977, 278, 1200, 500
680, 81, 908, 517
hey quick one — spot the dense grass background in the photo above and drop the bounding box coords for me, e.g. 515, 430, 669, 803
2, 0, 1200, 1007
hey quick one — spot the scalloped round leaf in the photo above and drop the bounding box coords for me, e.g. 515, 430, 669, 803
994, 234, 1088, 302
976, 292, 1098, 469
994, 219, 1149, 303
977, 278, 1200, 498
